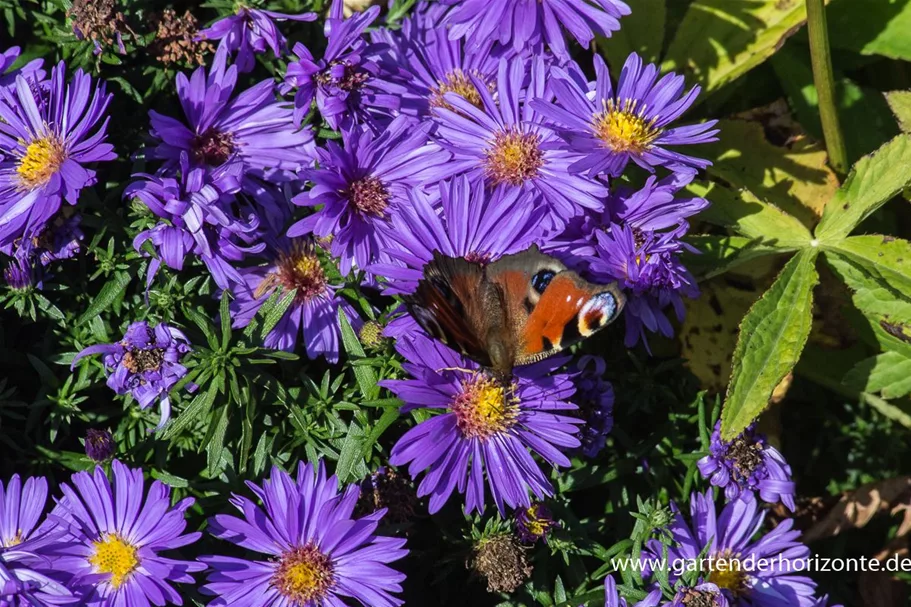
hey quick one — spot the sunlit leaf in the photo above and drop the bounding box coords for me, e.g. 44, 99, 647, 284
886, 90, 911, 134
828, 0, 911, 61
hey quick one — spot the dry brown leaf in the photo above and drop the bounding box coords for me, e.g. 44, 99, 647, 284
804, 477, 911, 542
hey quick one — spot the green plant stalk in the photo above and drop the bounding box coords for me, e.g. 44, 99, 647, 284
806, 0, 848, 175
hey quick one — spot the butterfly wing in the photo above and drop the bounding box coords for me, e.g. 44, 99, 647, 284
403, 252, 496, 367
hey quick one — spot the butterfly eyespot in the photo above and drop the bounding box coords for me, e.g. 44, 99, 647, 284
531, 269, 556, 294
578, 292, 619, 335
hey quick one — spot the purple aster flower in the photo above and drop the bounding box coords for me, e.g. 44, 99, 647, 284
84, 429, 115, 462
441, 0, 630, 60
434, 55, 606, 229
383, 333, 583, 514
196, 7, 316, 73
2, 252, 40, 291
149, 45, 314, 193
515, 503, 557, 544
603, 575, 661, 607
532, 53, 718, 177
288, 115, 450, 276
0, 475, 75, 606
644, 492, 817, 607
698, 421, 796, 512
229, 238, 361, 358
282, 4, 407, 129
199, 460, 408, 607
373, 175, 545, 297
0, 47, 44, 90
71, 321, 192, 430
0, 61, 115, 249
50, 461, 203, 606
572, 355, 615, 459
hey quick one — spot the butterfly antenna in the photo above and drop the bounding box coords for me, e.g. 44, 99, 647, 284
435, 366, 478, 375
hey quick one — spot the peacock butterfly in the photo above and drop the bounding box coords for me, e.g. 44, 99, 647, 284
403, 245, 625, 375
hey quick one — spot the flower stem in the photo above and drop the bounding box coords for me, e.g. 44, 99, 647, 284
806, 0, 848, 175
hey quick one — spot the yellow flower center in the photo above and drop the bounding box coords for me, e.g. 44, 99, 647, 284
89, 534, 140, 589
430, 69, 489, 110
272, 544, 335, 604
17, 135, 67, 190
592, 99, 661, 155
2, 531, 24, 547
705, 551, 748, 597
523, 508, 548, 537
484, 128, 544, 187
452, 375, 519, 440
256, 241, 328, 305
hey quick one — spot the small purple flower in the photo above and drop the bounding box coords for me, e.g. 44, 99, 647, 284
603, 575, 661, 607
84, 429, 115, 462
200, 460, 408, 607
0, 474, 75, 606
282, 4, 407, 129
72, 321, 192, 430
0, 61, 115, 249
35, 214, 84, 265
441, 0, 630, 61
373, 175, 546, 297
383, 333, 582, 514
3, 252, 40, 290
229, 238, 361, 359
698, 421, 796, 512
433, 55, 607, 229
572, 355, 615, 459
644, 492, 818, 607
50, 461, 204, 606
0, 46, 44, 90
532, 53, 718, 177
515, 503, 557, 544
288, 116, 450, 276
149, 45, 314, 192
196, 7, 316, 73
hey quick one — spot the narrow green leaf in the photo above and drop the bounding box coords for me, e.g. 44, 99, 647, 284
258, 289, 297, 342
689, 180, 812, 248
220, 293, 232, 349
886, 90, 911, 133
721, 248, 819, 440
76, 272, 131, 325
183, 306, 219, 350
361, 407, 400, 459
206, 407, 229, 476
338, 309, 379, 399
163, 385, 218, 439
816, 134, 911, 241
335, 422, 366, 482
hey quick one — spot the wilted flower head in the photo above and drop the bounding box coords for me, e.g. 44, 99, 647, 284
84, 429, 115, 462
288, 116, 450, 276
67, 0, 132, 55
229, 238, 361, 359
72, 321, 192, 430
515, 503, 556, 544
50, 461, 203, 606
150, 9, 213, 66
532, 53, 718, 177
282, 4, 407, 129
200, 460, 408, 607
0, 62, 115, 249
644, 492, 818, 607
698, 421, 796, 511
441, 0, 630, 60
196, 6, 316, 73
383, 334, 582, 514
468, 534, 532, 594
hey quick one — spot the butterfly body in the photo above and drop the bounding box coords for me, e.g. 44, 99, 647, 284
404, 246, 625, 375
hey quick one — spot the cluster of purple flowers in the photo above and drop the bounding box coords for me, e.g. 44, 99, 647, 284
0, 460, 406, 607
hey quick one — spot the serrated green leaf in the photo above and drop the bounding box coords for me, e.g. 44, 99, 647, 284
722, 248, 819, 439
662, 0, 813, 96
597, 0, 665, 64
827, 235, 911, 294
76, 272, 131, 326
886, 90, 911, 133
689, 180, 812, 249
816, 134, 911, 241
844, 351, 911, 399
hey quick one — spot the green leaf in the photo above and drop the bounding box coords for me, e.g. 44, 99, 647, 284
206, 406, 229, 475
886, 90, 911, 133
689, 180, 812, 249
662, 0, 813, 96
827, 235, 911, 294
844, 352, 911, 399
597, 0, 665, 64
338, 309, 379, 399
258, 289, 297, 342
684, 235, 783, 280
815, 134, 911, 241
220, 292, 232, 349
162, 385, 217, 440
335, 421, 366, 483
828, 0, 911, 61
361, 406, 400, 459
76, 272, 131, 326
721, 248, 819, 439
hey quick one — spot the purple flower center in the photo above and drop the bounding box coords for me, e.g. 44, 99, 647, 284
451, 375, 518, 440
272, 543, 335, 603
680, 588, 722, 607
484, 127, 544, 187
593, 99, 661, 155
727, 435, 764, 482
257, 242, 328, 304
191, 128, 236, 166
344, 176, 390, 217
122, 348, 165, 374
17, 134, 67, 190
89, 533, 140, 589
705, 550, 747, 597
430, 69, 488, 110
